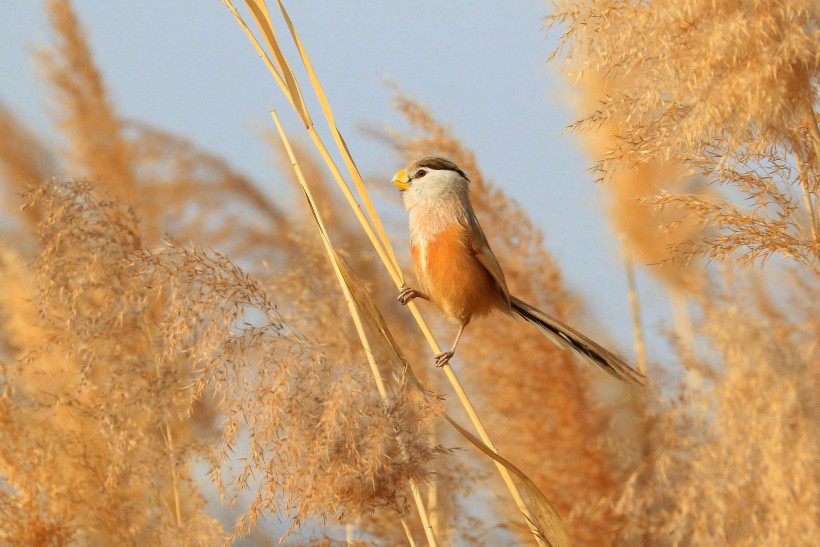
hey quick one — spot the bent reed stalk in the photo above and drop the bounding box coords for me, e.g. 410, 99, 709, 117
271, 109, 436, 547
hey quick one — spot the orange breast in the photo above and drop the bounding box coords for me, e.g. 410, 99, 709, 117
411, 223, 501, 324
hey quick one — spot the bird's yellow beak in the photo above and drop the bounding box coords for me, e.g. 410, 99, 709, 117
392, 169, 410, 191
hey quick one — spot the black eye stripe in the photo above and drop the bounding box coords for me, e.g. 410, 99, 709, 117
412, 163, 467, 180
408, 157, 469, 181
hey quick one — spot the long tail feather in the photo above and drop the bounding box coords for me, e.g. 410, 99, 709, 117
510, 296, 645, 385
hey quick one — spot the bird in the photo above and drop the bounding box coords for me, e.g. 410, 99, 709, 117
391, 155, 645, 384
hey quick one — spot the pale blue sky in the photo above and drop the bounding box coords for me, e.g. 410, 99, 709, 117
0, 1, 673, 369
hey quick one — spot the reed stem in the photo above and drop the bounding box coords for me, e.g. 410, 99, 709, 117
272, 110, 435, 547
226, 2, 550, 543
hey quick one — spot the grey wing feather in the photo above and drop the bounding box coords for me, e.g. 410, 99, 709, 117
461, 211, 511, 307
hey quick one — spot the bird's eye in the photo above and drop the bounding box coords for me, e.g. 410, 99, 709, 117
415, 169, 427, 179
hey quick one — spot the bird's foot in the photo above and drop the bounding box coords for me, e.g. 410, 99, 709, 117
397, 285, 423, 305
434, 351, 454, 367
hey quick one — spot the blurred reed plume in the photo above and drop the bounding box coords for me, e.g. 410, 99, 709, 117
2, 177, 442, 543
41, 0, 137, 203
568, 73, 704, 292
548, 0, 820, 273
612, 274, 818, 545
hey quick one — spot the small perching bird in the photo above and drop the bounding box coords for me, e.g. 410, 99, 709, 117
392, 156, 644, 384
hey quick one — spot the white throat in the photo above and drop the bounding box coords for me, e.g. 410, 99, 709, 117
402, 169, 472, 244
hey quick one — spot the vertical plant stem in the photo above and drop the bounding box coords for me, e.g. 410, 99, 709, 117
798, 164, 819, 248
621, 239, 652, 546
806, 104, 820, 170
802, 104, 820, 244
274, 0, 403, 276
401, 519, 418, 547
155, 340, 182, 528
800, 179, 818, 240
427, 429, 439, 540
622, 242, 647, 374
164, 424, 183, 528
400, 297, 545, 545
272, 110, 436, 547
670, 289, 694, 357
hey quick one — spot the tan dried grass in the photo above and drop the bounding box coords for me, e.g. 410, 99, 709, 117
549, 0, 820, 273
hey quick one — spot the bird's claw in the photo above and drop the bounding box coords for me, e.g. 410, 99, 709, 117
397, 285, 419, 305
434, 351, 454, 367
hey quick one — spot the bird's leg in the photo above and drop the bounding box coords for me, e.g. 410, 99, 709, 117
435, 322, 467, 367
397, 285, 429, 305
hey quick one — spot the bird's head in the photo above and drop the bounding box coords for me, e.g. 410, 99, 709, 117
392, 156, 470, 210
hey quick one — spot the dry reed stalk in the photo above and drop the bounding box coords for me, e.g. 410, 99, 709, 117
222, 1, 568, 544
271, 109, 436, 547
619, 241, 654, 547
266, 137, 467, 540
668, 288, 696, 358
621, 245, 648, 376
